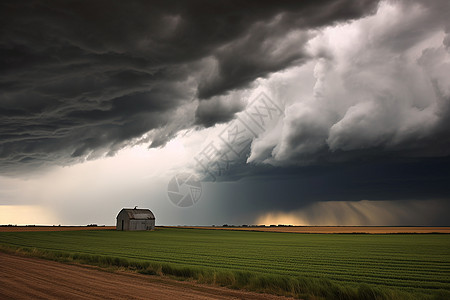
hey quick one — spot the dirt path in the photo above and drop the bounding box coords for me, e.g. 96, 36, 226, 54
0, 252, 294, 300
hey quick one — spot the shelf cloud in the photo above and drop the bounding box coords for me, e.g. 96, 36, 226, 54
0, 0, 379, 174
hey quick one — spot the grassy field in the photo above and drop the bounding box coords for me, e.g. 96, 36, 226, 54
1, 228, 449, 299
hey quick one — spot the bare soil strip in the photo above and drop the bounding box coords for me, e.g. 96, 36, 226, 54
177, 226, 450, 234
0, 252, 294, 300
0, 226, 115, 232
1, 226, 449, 233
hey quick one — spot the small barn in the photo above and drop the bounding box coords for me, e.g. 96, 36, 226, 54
116, 208, 155, 231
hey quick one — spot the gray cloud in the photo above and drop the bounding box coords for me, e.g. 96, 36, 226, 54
195, 93, 246, 127
186, 1, 450, 224
247, 0, 450, 167
0, 0, 379, 174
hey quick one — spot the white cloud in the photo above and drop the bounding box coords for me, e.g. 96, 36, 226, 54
247, 0, 450, 165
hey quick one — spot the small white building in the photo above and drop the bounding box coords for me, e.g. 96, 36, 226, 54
116, 208, 155, 231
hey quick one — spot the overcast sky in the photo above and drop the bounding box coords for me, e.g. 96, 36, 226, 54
1, 0, 449, 226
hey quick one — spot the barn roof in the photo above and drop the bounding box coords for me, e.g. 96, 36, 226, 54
118, 208, 155, 220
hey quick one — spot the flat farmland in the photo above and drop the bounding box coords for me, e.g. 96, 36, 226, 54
1, 228, 449, 299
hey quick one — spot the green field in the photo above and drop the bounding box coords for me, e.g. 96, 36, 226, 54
1, 228, 449, 299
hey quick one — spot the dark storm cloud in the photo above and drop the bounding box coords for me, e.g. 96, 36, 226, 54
246, 0, 450, 169
0, 0, 379, 174
195, 93, 246, 127
202, 157, 450, 226
191, 0, 450, 223
223, 158, 450, 203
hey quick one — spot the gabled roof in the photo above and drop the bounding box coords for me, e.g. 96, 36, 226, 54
118, 208, 155, 220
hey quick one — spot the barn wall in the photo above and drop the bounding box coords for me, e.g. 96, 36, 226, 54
149, 219, 155, 230
116, 212, 130, 231
129, 219, 155, 231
